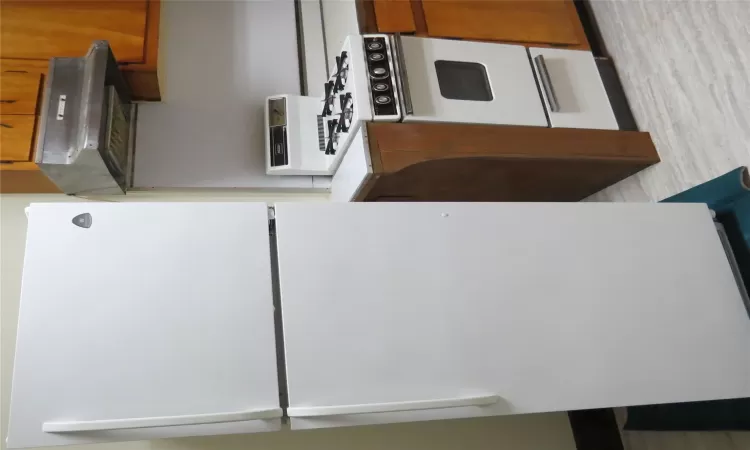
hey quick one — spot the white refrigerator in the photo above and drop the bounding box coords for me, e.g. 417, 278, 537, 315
7, 202, 750, 448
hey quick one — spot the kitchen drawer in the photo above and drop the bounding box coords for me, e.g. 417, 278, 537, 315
529, 48, 618, 130
0, 115, 36, 162
0, 1, 149, 63
0, 72, 43, 115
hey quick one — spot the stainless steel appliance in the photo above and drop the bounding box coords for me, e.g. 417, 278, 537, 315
36, 41, 136, 195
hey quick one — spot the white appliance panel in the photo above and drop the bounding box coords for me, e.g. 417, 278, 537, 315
529, 48, 619, 130
275, 202, 750, 430
321, 0, 360, 75
7, 203, 282, 448
329, 127, 373, 201
399, 37, 548, 126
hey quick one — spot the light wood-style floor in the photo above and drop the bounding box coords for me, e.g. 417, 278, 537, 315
588, 0, 750, 203
588, 1, 750, 448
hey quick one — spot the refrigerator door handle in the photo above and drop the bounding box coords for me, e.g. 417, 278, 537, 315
43, 407, 284, 432
534, 55, 561, 113
287, 394, 499, 417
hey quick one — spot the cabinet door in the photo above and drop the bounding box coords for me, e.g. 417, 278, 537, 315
0, 1, 148, 62
275, 203, 750, 430
7, 203, 282, 448
0, 115, 36, 161
421, 0, 586, 47
0, 73, 43, 115
529, 48, 618, 130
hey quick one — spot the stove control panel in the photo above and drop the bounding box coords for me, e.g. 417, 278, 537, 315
363, 36, 399, 119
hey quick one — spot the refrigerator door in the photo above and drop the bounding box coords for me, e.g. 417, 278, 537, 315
528, 48, 618, 130
275, 203, 750, 430
7, 203, 281, 448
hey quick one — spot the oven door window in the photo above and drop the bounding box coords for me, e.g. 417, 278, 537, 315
434, 60, 493, 101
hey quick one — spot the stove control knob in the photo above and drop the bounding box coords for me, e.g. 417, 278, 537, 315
371, 67, 388, 78
375, 95, 392, 105
373, 83, 389, 92
368, 53, 385, 62
367, 41, 384, 51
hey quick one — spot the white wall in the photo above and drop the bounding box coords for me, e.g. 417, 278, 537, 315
133, 1, 314, 190
0, 193, 577, 450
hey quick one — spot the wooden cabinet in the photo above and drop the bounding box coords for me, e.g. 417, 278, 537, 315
0, 73, 43, 115
0, 69, 53, 193
0, 116, 36, 162
0, 0, 162, 101
1, 1, 148, 62
353, 122, 658, 202
368, 0, 589, 50
0, 1, 162, 193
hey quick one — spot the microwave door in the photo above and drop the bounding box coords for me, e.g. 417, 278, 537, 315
397, 36, 548, 127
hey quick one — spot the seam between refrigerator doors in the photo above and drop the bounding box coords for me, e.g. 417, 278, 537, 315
268, 209, 290, 419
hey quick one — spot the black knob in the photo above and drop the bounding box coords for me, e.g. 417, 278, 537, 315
368, 53, 385, 62
367, 41, 384, 50
373, 83, 389, 92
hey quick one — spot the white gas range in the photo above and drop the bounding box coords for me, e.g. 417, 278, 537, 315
265, 34, 397, 177
266, 33, 618, 177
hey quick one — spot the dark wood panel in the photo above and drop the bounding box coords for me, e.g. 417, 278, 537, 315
368, 122, 658, 173
122, 70, 160, 101
362, 122, 659, 202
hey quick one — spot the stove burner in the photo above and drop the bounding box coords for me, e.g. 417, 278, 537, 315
334, 51, 350, 92
325, 118, 339, 155
338, 93, 353, 133
322, 81, 335, 116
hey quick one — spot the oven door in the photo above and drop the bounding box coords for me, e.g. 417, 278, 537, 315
395, 36, 548, 127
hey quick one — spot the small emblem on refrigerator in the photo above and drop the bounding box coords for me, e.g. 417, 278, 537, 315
72, 213, 92, 228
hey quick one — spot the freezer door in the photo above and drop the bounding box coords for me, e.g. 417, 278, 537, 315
7, 203, 282, 448
275, 203, 750, 430
528, 48, 618, 130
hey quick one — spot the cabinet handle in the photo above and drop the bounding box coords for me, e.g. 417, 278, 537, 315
42, 407, 283, 432
0, 123, 13, 128
534, 55, 560, 113
0, 100, 17, 104
287, 394, 499, 417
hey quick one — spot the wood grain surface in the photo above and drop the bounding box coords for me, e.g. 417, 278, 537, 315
0, 116, 36, 162
0, 73, 42, 115
0, 1, 148, 63
372, 0, 415, 32
0, 164, 60, 193
420, 0, 586, 47
361, 122, 658, 201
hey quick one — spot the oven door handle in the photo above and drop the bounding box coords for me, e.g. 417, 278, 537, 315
534, 55, 560, 113
392, 33, 413, 116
